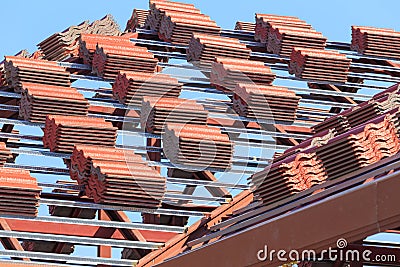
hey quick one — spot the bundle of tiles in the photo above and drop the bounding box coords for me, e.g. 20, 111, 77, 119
254, 14, 312, 44
0, 168, 41, 217
267, 24, 327, 57
187, 34, 251, 68
69, 145, 142, 189
141, 97, 208, 134
210, 57, 276, 92
0, 51, 33, 87
38, 15, 121, 61
0, 64, 5, 87
19, 82, 89, 123
351, 26, 400, 59
92, 43, 158, 79
3, 56, 71, 92
112, 71, 182, 105
125, 9, 149, 31
78, 33, 136, 65
85, 150, 166, 209
145, 0, 200, 31
232, 83, 301, 123
158, 9, 221, 45
313, 84, 400, 134
235, 21, 255, 32
0, 142, 13, 166
163, 123, 234, 170
288, 48, 352, 83
251, 147, 327, 205
314, 113, 400, 180
43, 115, 117, 153
252, 112, 400, 205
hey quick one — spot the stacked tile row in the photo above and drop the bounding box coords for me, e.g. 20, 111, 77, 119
125, 9, 149, 31
146, 0, 221, 45
19, 83, 89, 123
252, 112, 400, 205
43, 115, 117, 153
351, 26, 400, 59
70, 145, 166, 209
187, 34, 251, 68
38, 15, 121, 61
92, 42, 158, 79
3, 57, 70, 92
255, 14, 327, 57
288, 48, 351, 83
251, 148, 327, 205
234, 21, 255, 32
313, 84, 400, 134
163, 123, 233, 170
158, 9, 221, 45
70, 145, 141, 189
233, 83, 301, 123
145, 0, 200, 31
112, 71, 182, 105
78, 33, 136, 65
140, 97, 208, 134
210, 57, 276, 92
0, 168, 41, 217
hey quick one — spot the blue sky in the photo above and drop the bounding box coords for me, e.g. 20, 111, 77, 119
1, 0, 400, 58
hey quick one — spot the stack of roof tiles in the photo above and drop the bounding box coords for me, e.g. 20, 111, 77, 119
252, 112, 400, 205
38, 15, 121, 61
210, 57, 276, 92
43, 115, 117, 153
235, 21, 255, 32
255, 14, 309, 42
187, 34, 251, 68
113, 71, 182, 105
146, 0, 196, 31
71, 146, 166, 209
157, 5, 221, 45
251, 146, 327, 205
3, 57, 70, 92
268, 25, 327, 57
125, 9, 149, 31
78, 33, 136, 65
255, 14, 327, 57
19, 82, 89, 123
288, 48, 352, 83
163, 123, 233, 169
0, 168, 41, 217
70, 145, 142, 189
0, 65, 6, 87
314, 113, 400, 180
92, 42, 158, 79
0, 142, 13, 166
313, 84, 400, 134
141, 97, 208, 134
351, 26, 400, 59
0, 51, 33, 87
233, 83, 301, 123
